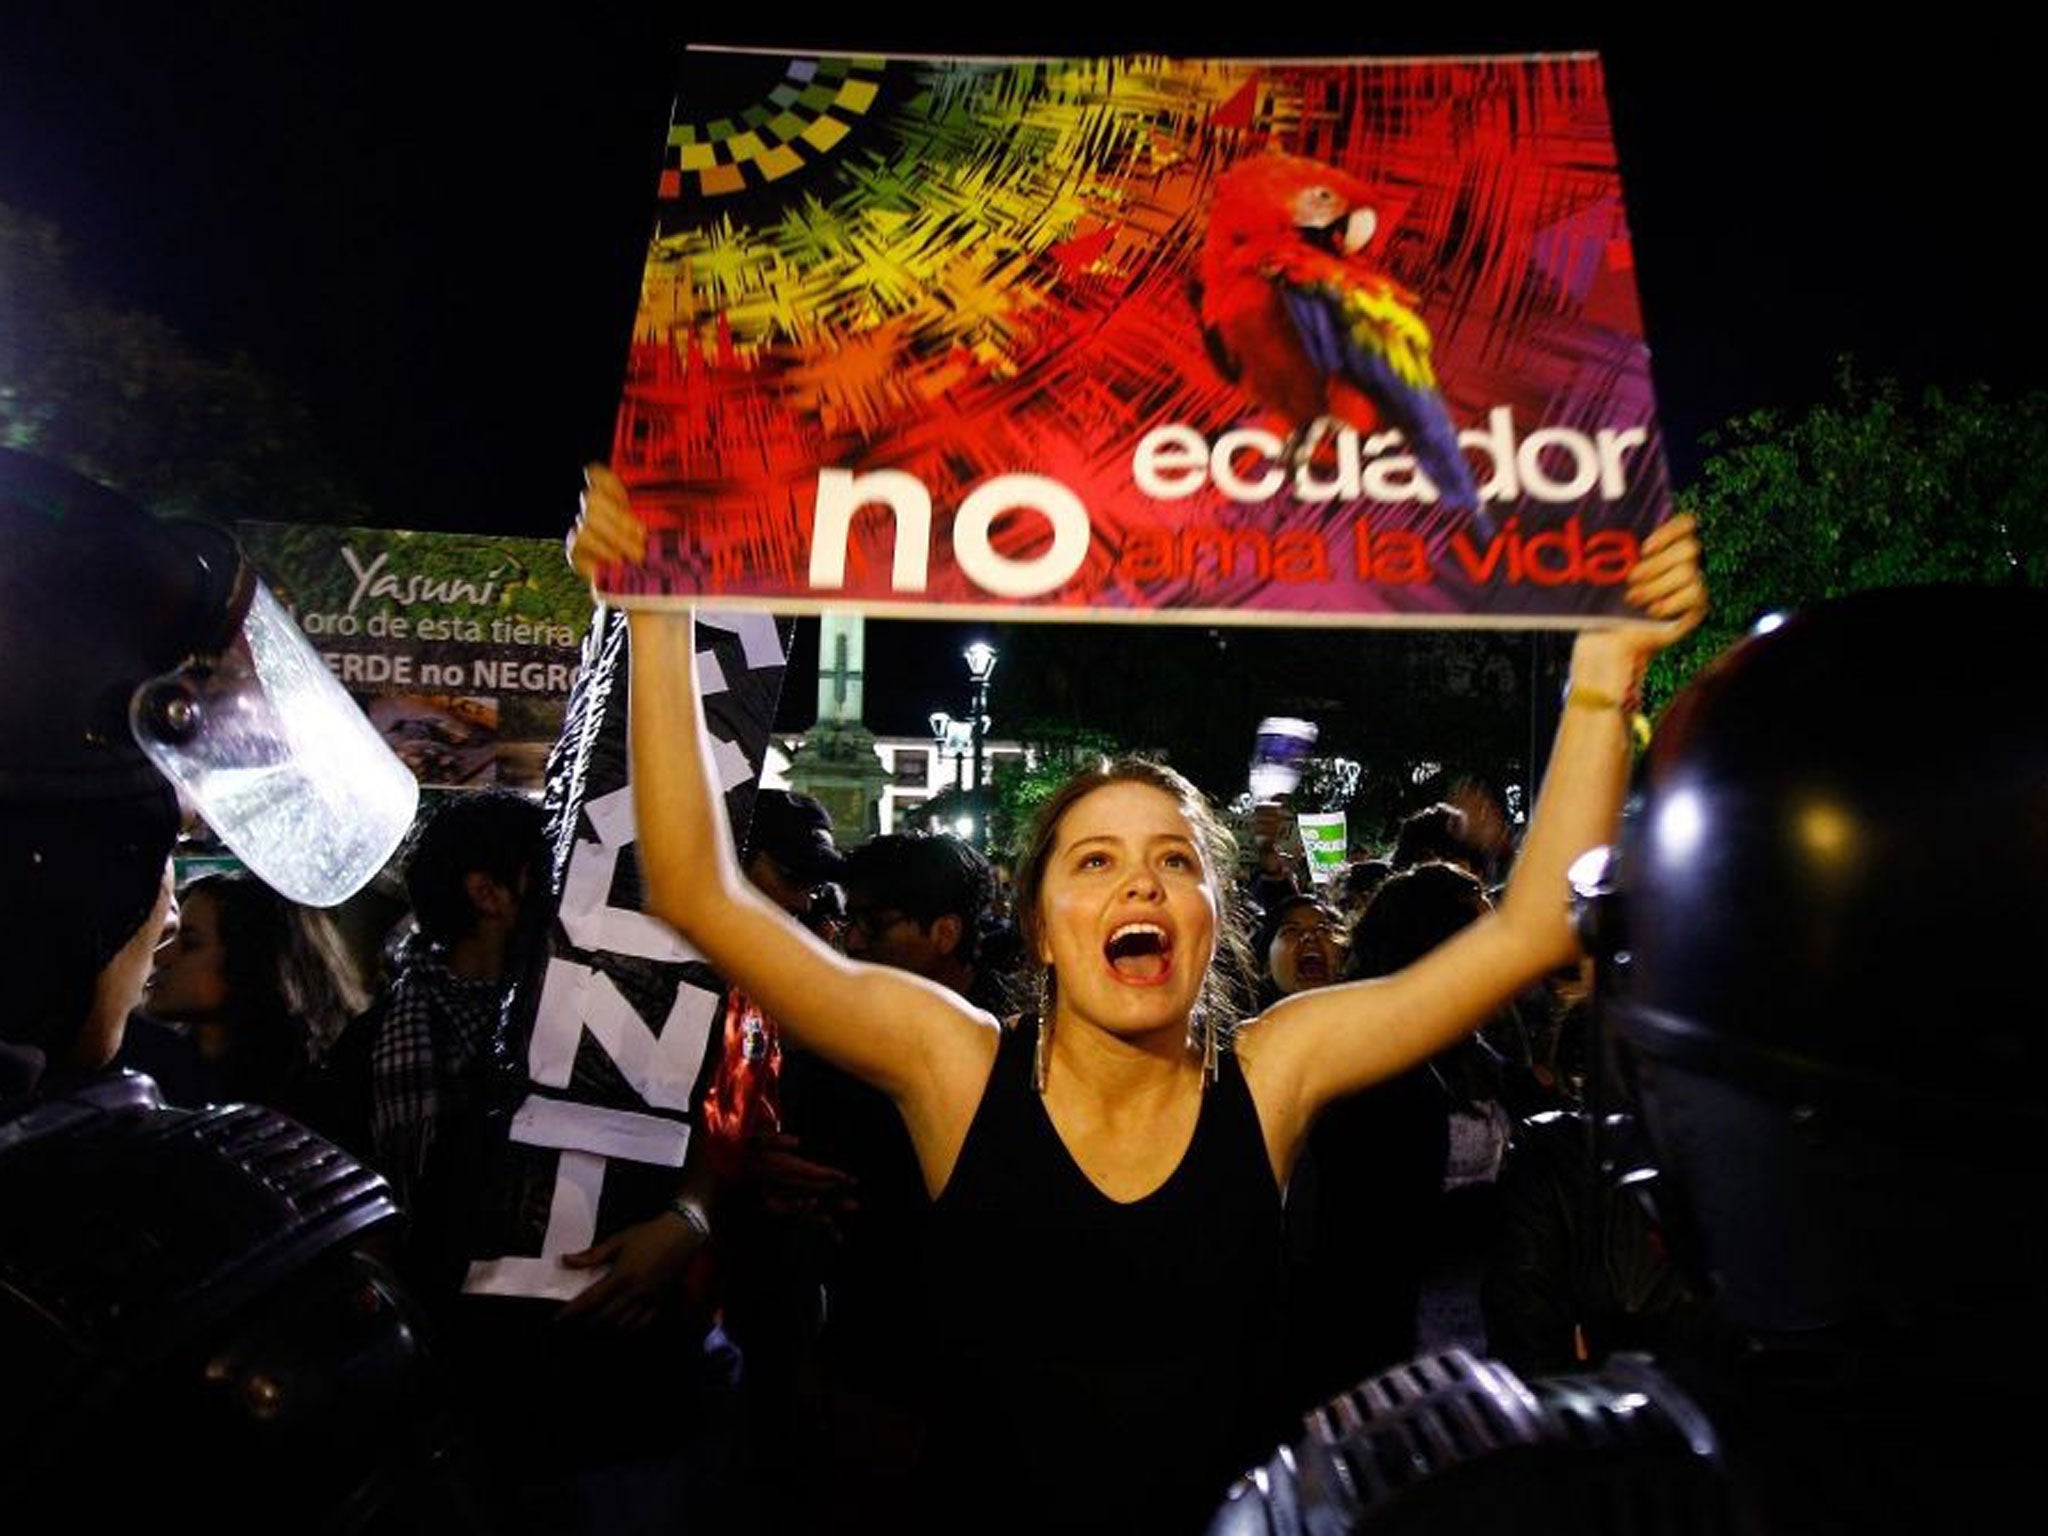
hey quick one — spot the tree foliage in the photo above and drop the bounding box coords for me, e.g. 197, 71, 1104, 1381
1649, 367, 2048, 708
987, 725, 1126, 863
0, 201, 369, 523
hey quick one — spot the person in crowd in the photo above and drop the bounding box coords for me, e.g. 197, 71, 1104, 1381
1390, 800, 1474, 870
0, 448, 474, 1528
1341, 861, 1529, 1362
1214, 585, 2040, 1536
840, 832, 1011, 1013
554, 785, 858, 1347
739, 787, 850, 930
1281, 878, 1456, 1401
629, 787, 856, 1534
137, 869, 369, 1111
370, 788, 549, 1260
776, 832, 1012, 1530
570, 464, 1704, 1534
1389, 784, 1512, 882
1246, 800, 1308, 919
1359, 860, 1553, 1112
1334, 856, 1392, 924
450, 781, 772, 1536
1262, 891, 1348, 1005
709, 786, 860, 1241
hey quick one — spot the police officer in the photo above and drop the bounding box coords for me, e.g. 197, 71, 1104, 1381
1212, 585, 2045, 1535
0, 449, 475, 1530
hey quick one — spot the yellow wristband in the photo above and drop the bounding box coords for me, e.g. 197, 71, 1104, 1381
1565, 683, 1652, 752
1565, 682, 1624, 711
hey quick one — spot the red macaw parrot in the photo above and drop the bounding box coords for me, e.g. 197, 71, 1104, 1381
1199, 152, 1481, 516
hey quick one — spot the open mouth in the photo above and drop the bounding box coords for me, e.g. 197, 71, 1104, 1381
1294, 950, 1331, 985
1104, 922, 1173, 985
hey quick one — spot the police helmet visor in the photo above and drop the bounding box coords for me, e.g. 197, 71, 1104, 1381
130, 578, 418, 907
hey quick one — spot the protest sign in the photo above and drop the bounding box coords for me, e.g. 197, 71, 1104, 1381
463, 607, 791, 1300
598, 50, 1670, 626
237, 523, 592, 789
1297, 812, 1350, 885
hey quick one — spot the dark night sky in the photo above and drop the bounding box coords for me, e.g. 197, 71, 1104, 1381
4, 8, 2041, 742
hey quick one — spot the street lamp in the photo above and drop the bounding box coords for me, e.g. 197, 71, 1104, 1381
929, 643, 999, 850
963, 641, 998, 851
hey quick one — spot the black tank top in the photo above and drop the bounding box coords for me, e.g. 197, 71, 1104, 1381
920, 1023, 1289, 1535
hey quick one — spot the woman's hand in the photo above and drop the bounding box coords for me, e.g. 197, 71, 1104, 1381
557, 1212, 711, 1333
1239, 509, 1708, 1156
1570, 512, 1707, 698
566, 463, 647, 583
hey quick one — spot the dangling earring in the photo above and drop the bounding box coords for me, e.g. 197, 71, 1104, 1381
1192, 1002, 1219, 1087
1034, 967, 1054, 1094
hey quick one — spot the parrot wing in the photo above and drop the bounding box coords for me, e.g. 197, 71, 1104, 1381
1277, 276, 1480, 515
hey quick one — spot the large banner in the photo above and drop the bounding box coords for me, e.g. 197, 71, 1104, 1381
238, 524, 592, 789
463, 606, 791, 1299
597, 51, 1670, 626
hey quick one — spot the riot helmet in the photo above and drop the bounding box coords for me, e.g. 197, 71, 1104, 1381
1578, 585, 2048, 1338
1, 449, 416, 1041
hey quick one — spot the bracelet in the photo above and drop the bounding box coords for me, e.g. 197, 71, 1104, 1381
1564, 682, 1653, 753
1564, 681, 1628, 712
667, 1196, 712, 1241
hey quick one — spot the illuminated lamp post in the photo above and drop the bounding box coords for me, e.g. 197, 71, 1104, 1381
962, 641, 998, 852
928, 640, 999, 849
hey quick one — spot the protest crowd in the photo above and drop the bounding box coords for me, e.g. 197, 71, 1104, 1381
4, 448, 2040, 1536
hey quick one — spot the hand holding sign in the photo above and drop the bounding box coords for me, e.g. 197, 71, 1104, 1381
1570, 513, 1707, 703
567, 464, 648, 590
556, 1209, 715, 1334
1623, 513, 1709, 643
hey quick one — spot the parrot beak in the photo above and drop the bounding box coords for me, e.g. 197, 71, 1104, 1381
1342, 207, 1377, 254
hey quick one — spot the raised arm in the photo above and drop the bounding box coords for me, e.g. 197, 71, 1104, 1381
1238, 515, 1705, 1168
569, 469, 998, 1183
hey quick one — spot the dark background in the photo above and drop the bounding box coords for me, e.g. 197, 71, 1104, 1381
4, 8, 2038, 782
